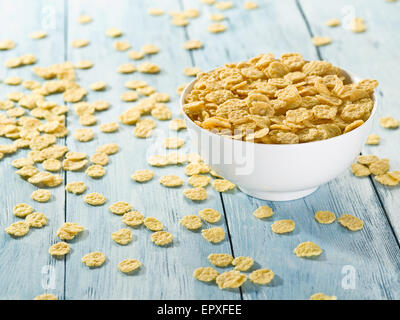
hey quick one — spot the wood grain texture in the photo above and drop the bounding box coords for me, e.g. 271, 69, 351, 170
0, 0, 66, 300
0, 0, 400, 300
181, 0, 400, 299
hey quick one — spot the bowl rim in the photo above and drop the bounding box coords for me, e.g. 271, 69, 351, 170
180, 70, 378, 148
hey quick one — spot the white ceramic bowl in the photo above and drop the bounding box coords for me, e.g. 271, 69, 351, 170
181, 72, 377, 201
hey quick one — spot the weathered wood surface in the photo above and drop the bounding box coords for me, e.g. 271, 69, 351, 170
0, 0, 399, 300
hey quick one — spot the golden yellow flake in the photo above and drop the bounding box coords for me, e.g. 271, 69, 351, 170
351, 17, 366, 33
244, 1, 258, 10
142, 44, 159, 54
338, 214, 363, 231
89, 153, 109, 166
208, 23, 227, 33
90, 81, 107, 91
71, 39, 89, 48
5, 221, 29, 237
62, 159, 88, 171
184, 40, 203, 50
147, 155, 169, 167
366, 134, 380, 145
160, 175, 184, 187
29, 30, 47, 39
75, 60, 93, 69
312, 36, 332, 46
34, 294, 58, 300
84, 192, 106, 206
184, 67, 202, 77
216, 1, 234, 10
128, 50, 145, 60
137, 62, 161, 74
31, 189, 51, 202
216, 271, 247, 289
25, 212, 47, 228
49, 241, 70, 256
151, 231, 173, 246
169, 119, 187, 131
112, 228, 132, 245
117, 63, 136, 73
11, 158, 34, 168
131, 169, 154, 182
118, 259, 142, 273
202, 227, 225, 243
82, 252, 106, 267
77, 14, 92, 23
208, 253, 233, 267
144, 217, 164, 231
188, 174, 211, 187
85, 164, 106, 178
253, 205, 274, 219
199, 208, 221, 223
326, 18, 340, 27
193, 267, 219, 282
4, 76, 22, 85
0, 39, 15, 50
163, 137, 185, 149
56, 222, 84, 240
121, 91, 139, 102
114, 41, 131, 51
212, 179, 235, 192
109, 201, 132, 215
13, 203, 34, 218
310, 293, 337, 300
294, 241, 322, 258
375, 173, 400, 186
184, 187, 208, 201
315, 211, 336, 224
122, 211, 144, 227
148, 8, 164, 16
271, 219, 295, 234
379, 116, 399, 128
249, 269, 274, 285
369, 159, 389, 176
180, 215, 203, 230
42, 158, 62, 172
232, 256, 254, 271
106, 27, 122, 37
73, 128, 94, 142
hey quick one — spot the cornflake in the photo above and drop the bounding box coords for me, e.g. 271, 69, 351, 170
169, 119, 187, 131
184, 187, 207, 201
84, 192, 106, 206
148, 155, 168, 167
312, 36, 331, 46
326, 18, 340, 27
184, 40, 203, 50
114, 41, 131, 51
90, 153, 109, 166
11, 158, 34, 168
77, 14, 92, 24
148, 8, 164, 16
163, 137, 185, 149
109, 201, 132, 215
310, 293, 337, 300
379, 116, 399, 129
128, 50, 145, 60
122, 211, 144, 227
212, 179, 235, 192
366, 134, 380, 145
121, 91, 139, 102
5, 221, 30, 237
201, 227, 225, 243
253, 205, 274, 219
244, 1, 258, 10
216, 271, 247, 289
92, 100, 110, 111
57, 222, 84, 240
216, 1, 233, 10
180, 215, 203, 230
208, 23, 227, 33
106, 27, 122, 37
85, 164, 106, 178
369, 159, 389, 176
97, 143, 119, 155
357, 154, 379, 165
138, 62, 161, 74
73, 128, 94, 142
82, 252, 106, 267
49, 242, 70, 256
131, 169, 154, 182
42, 159, 62, 172
75, 60, 93, 69
31, 189, 51, 202
249, 269, 274, 285
5, 76, 22, 85
160, 175, 184, 187
25, 212, 47, 228
118, 259, 142, 273
193, 267, 219, 282
112, 228, 132, 245
210, 13, 225, 21
117, 63, 136, 73
142, 44, 159, 54
232, 256, 254, 271
315, 211, 336, 224
184, 67, 202, 77
375, 172, 400, 186
13, 203, 34, 218
90, 81, 106, 91
30, 30, 47, 39
34, 294, 58, 300
0, 39, 15, 50
71, 39, 89, 48
199, 208, 221, 223
338, 214, 363, 231
351, 17, 366, 33
151, 231, 173, 246
293, 241, 322, 258
271, 219, 295, 234
208, 253, 233, 267
144, 217, 164, 231
188, 174, 211, 187
62, 159, 88, 171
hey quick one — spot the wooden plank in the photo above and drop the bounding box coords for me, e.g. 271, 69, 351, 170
182, 0, 400, 299
0, 0, 66, 299
298, 0, 400, 240
64, 0, 239, 299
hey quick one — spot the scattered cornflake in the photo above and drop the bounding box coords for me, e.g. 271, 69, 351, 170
180, 215, 203, 230
0, 39, 15, 50
5, 221, 29, 237
31, 189, 51, 202
188, 174, 210, 187
148, 8, 164, 16
184, 187, 208, 201
84, 192, 106, 206
160, 175, 184, 187
293, 241, 323, 258
184, 66, 202, 77
109, 201, 132, 215
118, 259, 142, 273
271, 219, 295, 234
379, 116, 399, 129
77, 14, 92, 24
183, 40, 203, 50
375, 172, 400, 186
73, 128, 94, 142
42, 158, 62, 172
351, 17, 366, 33
216, 271, 247, 289
144, 217, 164, 231
253, 205, 274, 219
310, 293, 337, 300
338, 214, 363, 231
249, 269, 274, 285
151, 231, 173, 246
366, 134, 380, 145
11, 158, 34, 168
201, 227, 225, 243
169, 119, 187, 131
212, 179, 235, 192
106, 27, 122, 37
142, 44, 159, 54
34, 294, 58, 300
244, 1, 258, 10
49, 241, 70, 256
97, 143, 119, 155
210, 13, 226, 21
128, 50, 145, 60
312, 36, 331, 46
193, 267, 219, 282
122, 211, 144, 227
215, 1, 234, 10
13, 203, 34, 218
208, 23, 227, 33
29, 30, 47, 39
25, 212, 47, 228
137, 62, 161, 74
57, 222, 84, 240
148, 155, 169, 167
82, 252, 106, 267
357, 154, 379, 165
171, 16, 189, 27
89, 153, 109, 166
198, 208, 221, 223
4, 76, 22, 85
71, 39, 89, 48
232, 256, 254, 271
163, 137, 185, 149
114, 41, 131, 51
131, 169, 154, 183
315, 211, 336, 224
202, 0, 216, 4
92, 100, 110, 111
90, 81, 107, 91
117, 63, 136, 73
326, 18, 340, 27
176, 83, 188, 96
208, 253, 233, 267
85, 164, 106, 178
112, 228, 132, 245
369, 158, 389, 176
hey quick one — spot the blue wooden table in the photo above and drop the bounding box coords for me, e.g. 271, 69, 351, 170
1, 0, 400, 300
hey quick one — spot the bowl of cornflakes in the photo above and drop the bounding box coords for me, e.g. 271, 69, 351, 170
181, 53, 378, 201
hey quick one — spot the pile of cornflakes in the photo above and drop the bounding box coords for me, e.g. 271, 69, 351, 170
183, 53, 378, 144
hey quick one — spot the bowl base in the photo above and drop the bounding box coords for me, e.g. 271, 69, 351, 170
238, 186, 318, 201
